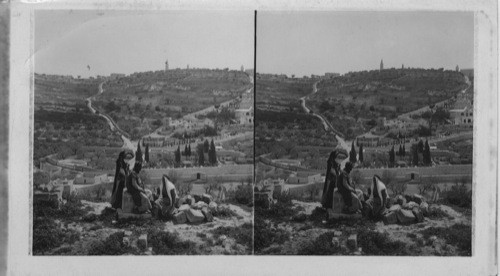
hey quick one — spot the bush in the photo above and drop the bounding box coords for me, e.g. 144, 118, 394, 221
254, 217, 290, 254
443, 183, 472, 208
358, 229, 412, 255
419, 224, 471, 255
212, 206, 237, 218
147, 229, 199, 255
87, 232, 132, 255
297, 232, 345, 255
210, 223, 253, 249
32, 218, 64, 254
33, 196, 87, 220
233, 183, 253, 205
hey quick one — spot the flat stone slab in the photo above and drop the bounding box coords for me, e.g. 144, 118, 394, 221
117, 209, 152, 220
327, 208, 362, 220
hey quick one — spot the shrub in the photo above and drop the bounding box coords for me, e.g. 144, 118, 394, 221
233, 183, 253, 205
32, 218, 64, 254
147, 229, 199, 255
297, 232, 344, 255
254, 217, 290, 254
212, 206, 237, 218
358, 229, 412, 255
210, 223, 253, 249
419, 224, 471, 255
87, 232, 132, 255
443, 182, 472, 208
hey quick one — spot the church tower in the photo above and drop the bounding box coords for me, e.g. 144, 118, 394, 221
165, 60, 169, 71
380, 59, 384, 71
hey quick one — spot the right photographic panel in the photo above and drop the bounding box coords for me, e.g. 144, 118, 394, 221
254, 11, 474, 256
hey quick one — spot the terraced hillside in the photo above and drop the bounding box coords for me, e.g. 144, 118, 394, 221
92, 69, 252, 139
308, 68, 468, 139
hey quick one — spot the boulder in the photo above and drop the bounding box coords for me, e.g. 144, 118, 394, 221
404, 194, 413, 203
347, 234, 357, 250
208, 201, 218, 212
193, 194, 202, 203
185, 209, 205, 224
122, 237, 130, 247
333, 231, 342, 237
194, 201, 208, 210
201, 207, 213, 222
331, 237, 340, 248
383, 211, 398, 225
396, 209, 416, 225
178, 196, 188, 206
179, 204, 191, 212
388, 204, 401, 212
137, 234, 148, 250
403, 201, 419, 210
202, 194, 213, 204
395, 195, 407, 206
122, 190, 135, 213
413, 194, 425, 205
124, 230, 133, 237
172, 211, 187, 224
186, 195, 194, 206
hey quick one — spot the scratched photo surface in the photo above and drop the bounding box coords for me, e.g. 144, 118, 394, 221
254, 11, 474, 256
32, 9, 254, 256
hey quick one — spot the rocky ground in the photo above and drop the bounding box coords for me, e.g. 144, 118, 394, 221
255, 199, 472, 256
33, 199, 253, 255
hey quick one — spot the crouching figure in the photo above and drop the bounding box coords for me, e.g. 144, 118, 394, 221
363, 175, 388, 220
337, 161, 364, 214
154, 174, 179, 220
126, 162, 152, 214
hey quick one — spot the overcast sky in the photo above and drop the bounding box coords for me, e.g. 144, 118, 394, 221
35, 10, 254, 77
257, 11, 474, 76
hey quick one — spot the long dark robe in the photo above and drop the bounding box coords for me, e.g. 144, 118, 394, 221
110, 154, 128, 209
321, 163, 338, 209
126, 172, 143, 207
337, 171, 354, 207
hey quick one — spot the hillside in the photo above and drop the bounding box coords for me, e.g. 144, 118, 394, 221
92, 69, 252, 139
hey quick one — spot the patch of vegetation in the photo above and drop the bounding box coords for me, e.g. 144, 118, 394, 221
32, 218, 81, 255
443, 182, 472, 208
427, 206, 453, 219
233, 183, 253, 206
147, 229, 199, 255
87, 232, 136, 255
297, 232, 345, 255
210, 223, 253, 250
33, 197, 88, 220
254, 217, 290, 254
419, 224, 471, 255
358, 229, 414, 256
212, 206, 237, 218
309, 207, 327, 223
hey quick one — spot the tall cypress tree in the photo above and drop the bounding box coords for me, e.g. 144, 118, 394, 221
187, 144, 191, 157
136, 141, 143, 162
398, 144, 403, 156
203, 139, 210, 153
198, 144, 205, 165
424, 140, 431, 165
412, 144, 419, 166
184, 144, 188, 156
209, 139, 217, 165
349, 141, 357, 163
389, 146, 395, 167
175, 146, 181, 165
145, 144, 150, 163
358, 144, 364, 163
402, 144, 406, 157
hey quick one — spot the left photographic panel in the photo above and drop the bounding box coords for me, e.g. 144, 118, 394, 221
32, 10, 254, 255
